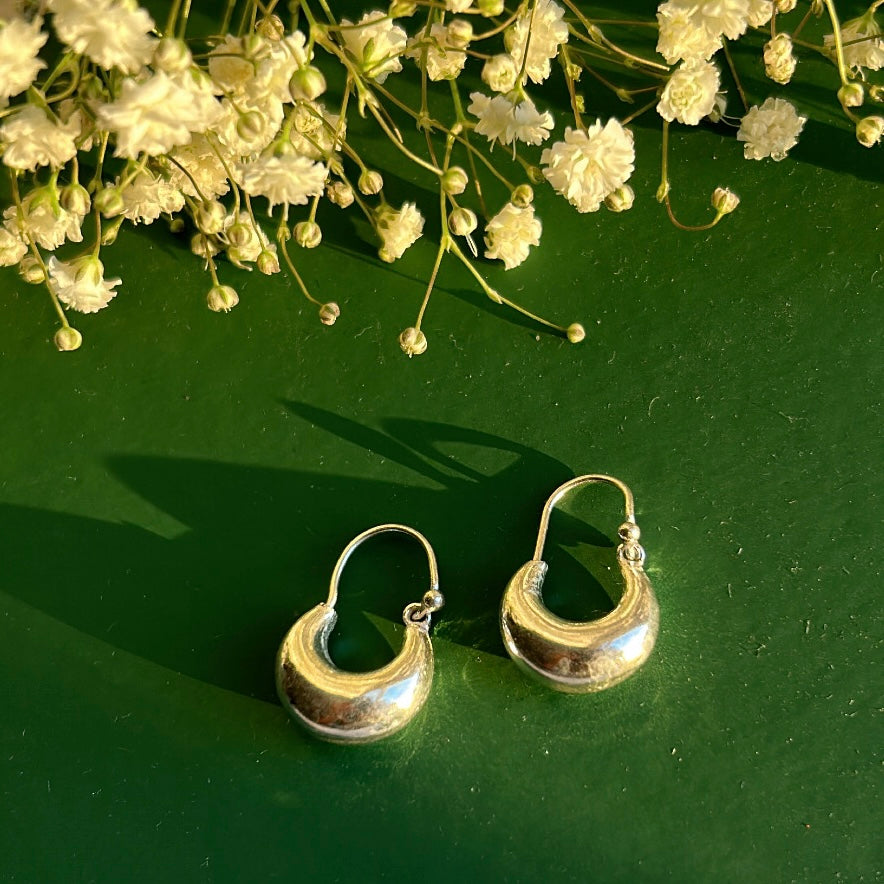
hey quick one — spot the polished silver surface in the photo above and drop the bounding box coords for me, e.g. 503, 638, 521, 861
500, 475, 659, 693
276, 524, 443, 744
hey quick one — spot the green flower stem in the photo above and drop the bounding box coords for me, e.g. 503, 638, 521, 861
821, 0, 850, 86
720, 40, 749, 114
279, 236, 321, 306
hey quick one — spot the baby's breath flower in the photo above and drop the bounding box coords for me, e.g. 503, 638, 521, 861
696, 0, 750, 41
207, 284, 239, 312
225, 212, 275, 265
4, 186, 85, 250
164, 136, 230, 200
711, 186, 740, 214
0, 227, 26, 266
257, 249, 281, 274
504, 0, 569, 84
856, 115, 884, 148
399, 326, 427, 356
47, 254, 121, 314
319, 302, 340, 325
478, 0, 505, 15
340, 11, 408, 83
604, 184, 634, 213
747, 0, 774, 27
48, 0, 157, 74
448, 206, 477, 236
153, 37, 192, 74
358, 169, 384, 195
510, 184, 534, 207
19, 255, 45, 284
468, 92, 554, 148
0, 105, 79, 171
0, 15, 47, 101
376, 202, 424, 262
657, 60, 720, 126
294, 220, 322, 248
566, 323, 585, 344
540, 120, 635, 213
237, 150, 328, 210
764, 34, 796, 85
656, 2, 722, 64
447, 19, 473, 49
191, 233, 220, 260
289, 66, 327, 101
441, 166, 468, 195
483, 202, 541, 270
59, 183, 91, 216
774, 0, 796, 12
446, 0, 473, 12
327, 180, 355, 207
195, 200, 228, 235
737, 97, 806, 161
407, 23, 467, 81
289, 101, 344, 160
838, 83, 864, 109
825, 10, 884, 72
481, 54, 519, 94
54, 326, 82, 351
93, 186, 125, 217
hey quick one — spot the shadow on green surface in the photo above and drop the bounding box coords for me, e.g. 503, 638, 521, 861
1, 408, 633, 702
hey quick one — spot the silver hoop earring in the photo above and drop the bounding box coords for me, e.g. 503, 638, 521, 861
500, 475, 659, 693
276, 524, 444, 744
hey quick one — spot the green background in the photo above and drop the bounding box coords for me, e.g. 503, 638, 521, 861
1, 7, 882, 883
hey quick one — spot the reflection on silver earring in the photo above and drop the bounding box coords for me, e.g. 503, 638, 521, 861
500, 475, 659, 693
276, 523, 444, 744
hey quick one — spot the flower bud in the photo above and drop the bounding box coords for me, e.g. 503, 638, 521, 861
54, 326, 82, 351
510, 184, 534, 208
195, 200, 228, 235
226, 221, 252, 248
153, 37, 192, 73
441, 166, 468, 195
525, 165, 544, 184
93, 187, 124, 217
257, 248, 280, 274
869, 84, 884, 103
318, 302, 340, 325
448, 207, 477, 236
399, 327, 427, 357
289, 65, 327, 101
256, 14, 285, 40
478, 0, 505, 15
358, 169, 384, 195
604, 184, 634, 213
207, 284, 239, 312
856, 115, 884, 147
482, 54, 518, 93
18, 255, 45, 284
294, 220, 322, 248
711, 186, 740, 215
101, 215, 125, 246
59, 183, 91, 215
566, 323, 585, 344
389, 0, 418, 16
168, 217, 185, 234
327, 180, 355, 208
838, 82, 864, 108
707, 93, 728, 123
775, 0, 796, 11
237, 109, 266, 143
242, 33, 266, 60
191, 233, 220, 259
656, 180, 670, 203
447, 19, 473, 48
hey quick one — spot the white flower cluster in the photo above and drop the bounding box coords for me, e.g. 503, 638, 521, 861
0, 0, 877, 356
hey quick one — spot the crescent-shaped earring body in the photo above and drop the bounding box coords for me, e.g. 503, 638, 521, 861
276, 524, 443, 744
500, 475, 659, 693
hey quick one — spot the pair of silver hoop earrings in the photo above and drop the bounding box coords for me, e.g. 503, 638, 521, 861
276, 474, 660, 744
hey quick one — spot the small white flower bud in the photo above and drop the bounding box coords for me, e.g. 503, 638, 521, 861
399, 327, 428, 357
327, 180, 355, 208
358, 169, 384, 195
604, 185, 635, 213
289, 65, 327, 101
482, 54, 518, 93
389, 0, 418, 16
856, 115, 884, 147
477, 0, 505, 15
775, 0, 796, 11
54, 326, 83, 352
566, 323, 585, 344
656, 180, 671, 203
448, 207, 477, 236
59, 183, 91, 215
226, 221, 252, 248
838, 82, 864, 108
207, 284, 239, 313
191, 233, 220, 259
19, 255, 45, 284
256, 14, 285, 40
510, 184, 534, 208
169, 217, 185, 234
711, 186, 740, 214
441, 166, 468, 195
257, 249, 281, 275
318, 302, 340, 325
294, 220, 322, 248
447, 19, 473, 48
242, 33, 266, 60
94, 187, 124, 217
237, 109, 266, 143
195, 200, 228, 235
153, 37, 192, 73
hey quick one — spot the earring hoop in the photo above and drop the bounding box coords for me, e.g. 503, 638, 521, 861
276, 524, 444, 743
500, 475, 659, 693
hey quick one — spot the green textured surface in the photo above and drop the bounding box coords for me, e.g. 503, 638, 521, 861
2, 22, 883, 884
